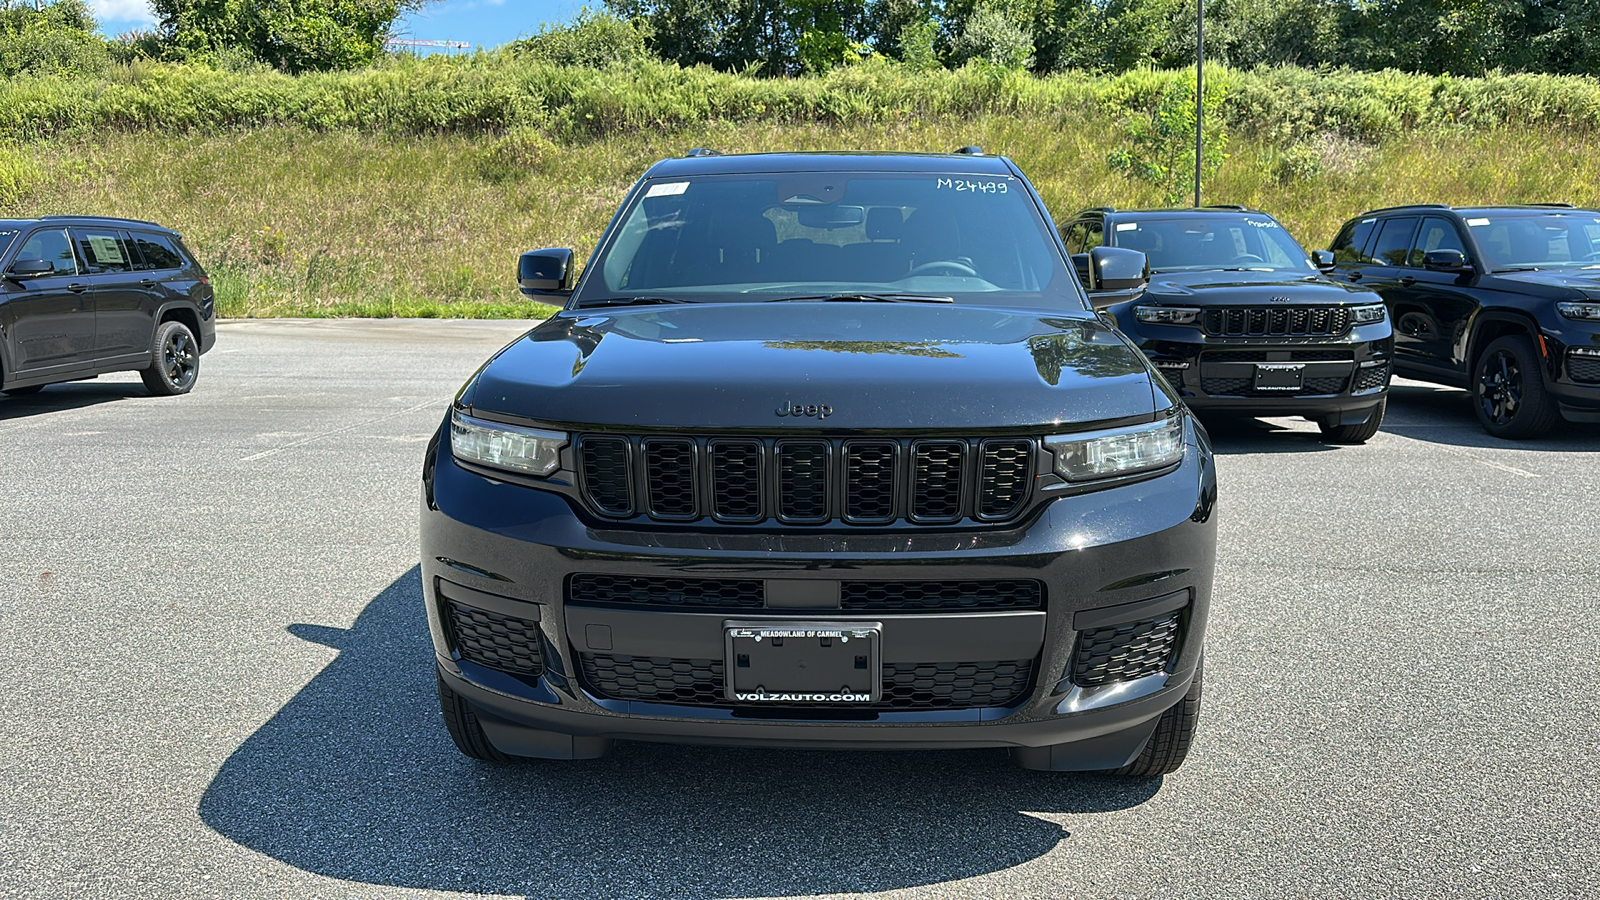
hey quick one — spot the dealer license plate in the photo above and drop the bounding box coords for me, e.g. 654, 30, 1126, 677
724, 621, 882, 703
1253, 363, 1305, 391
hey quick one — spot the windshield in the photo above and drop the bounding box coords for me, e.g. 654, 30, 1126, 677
579, 172, 1081, 310
1463, 212, 1600, 270
1114, 215, 1313, 273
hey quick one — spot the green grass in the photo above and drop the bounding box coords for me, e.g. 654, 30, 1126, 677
4, 115, 1600, 318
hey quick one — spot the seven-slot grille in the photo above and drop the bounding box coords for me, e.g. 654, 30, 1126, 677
1202, 306, 1352, 337
576, 435, 1035, 525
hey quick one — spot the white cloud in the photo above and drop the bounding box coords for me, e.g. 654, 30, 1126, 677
89, 0, 156, 25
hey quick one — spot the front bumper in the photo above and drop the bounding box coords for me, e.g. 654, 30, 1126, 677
1117, 315, 1394, 419
420, 419, 1217, 768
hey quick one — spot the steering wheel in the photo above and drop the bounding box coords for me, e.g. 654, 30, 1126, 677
1228, 254, 1266, 264
907, 259, 980, 278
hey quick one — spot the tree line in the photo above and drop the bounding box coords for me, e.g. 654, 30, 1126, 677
602, 0, 1600, 78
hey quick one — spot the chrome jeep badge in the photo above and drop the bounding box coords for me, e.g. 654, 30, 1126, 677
776, 401, 832, 419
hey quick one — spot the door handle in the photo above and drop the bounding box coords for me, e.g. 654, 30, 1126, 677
1397, 276, 1416, 286
67, 283, 87, 293
1345, 271, 1361, 281
140, 279, 158, 286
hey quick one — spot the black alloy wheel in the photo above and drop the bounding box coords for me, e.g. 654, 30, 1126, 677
141, 320, 200, 396
1473, 334, 1559, 439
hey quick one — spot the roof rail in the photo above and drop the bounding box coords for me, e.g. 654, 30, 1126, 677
1527, 202, 1575, 208
684, 148, 721, 158
1085, 206, 1116, 213
1358, 203, 1451, 216
952, 146, 984, 156
40, 214, 163, 228
1201, 204, 1250, 211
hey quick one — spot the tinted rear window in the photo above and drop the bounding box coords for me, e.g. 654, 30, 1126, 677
131, 232, 185, 270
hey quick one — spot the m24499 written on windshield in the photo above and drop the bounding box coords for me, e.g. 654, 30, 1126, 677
937, 178, 1008, 194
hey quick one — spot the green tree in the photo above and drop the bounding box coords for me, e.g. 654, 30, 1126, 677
0, 0, 108, 76
1106, 74, 1229, 206
153, 0, 424, 72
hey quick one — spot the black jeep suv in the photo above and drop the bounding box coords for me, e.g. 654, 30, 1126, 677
1062, 206, 1394, 443
421, 150, 1218, 775
1329, 204, 1600, 438
1, 215, 214, 397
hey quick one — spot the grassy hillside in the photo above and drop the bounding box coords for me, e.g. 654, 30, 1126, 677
3, 59, 1600, 318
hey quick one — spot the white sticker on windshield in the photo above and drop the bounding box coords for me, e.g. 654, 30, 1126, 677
88, 235, 123, 263
1466, 217, 1490, 227
646, 181, 689, 197
1116, 223, 1137, 231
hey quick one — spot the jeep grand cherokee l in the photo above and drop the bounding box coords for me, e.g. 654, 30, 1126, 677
1330, 203, 1600, 438
1062, 206, 1394, 443
421, 149, 1218, 775
1, 215, 214, 397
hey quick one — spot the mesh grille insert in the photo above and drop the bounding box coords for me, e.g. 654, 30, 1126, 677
1353, 364, 1391, 392
777, 441, 829, 521
1071, 613, 1181, 687
840, 580, 1044, 611
1568, 353, 1600, 384
977, 440, 1032, 519
643, 438, 696, 519
567, 574, 764, 610
578, 436, 632, 516
709, 440, 762, 521
910, 440, 965, 521
446, 603, 544, 677
844, 441, 897, 522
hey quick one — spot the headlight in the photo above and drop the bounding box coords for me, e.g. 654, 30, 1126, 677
450, 411, 566, 476
1350, 303, 1387, 324
1557, 301, 1600, 321
1134, 306, 1201, 325
1045, 416, 1185, 482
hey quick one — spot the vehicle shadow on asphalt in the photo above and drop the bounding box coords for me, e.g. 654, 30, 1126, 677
1197, 414, 1340, 455
1382, 383, 1600, 451
0, 383, 148, 419
200, 568, 1161, 899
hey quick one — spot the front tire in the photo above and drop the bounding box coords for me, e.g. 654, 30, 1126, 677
437, 672, 514, 762
1474, 334, 1559, 439
1318, 398, 1385, 444
140, 320, 200, 396
1106, 659, 1203, 777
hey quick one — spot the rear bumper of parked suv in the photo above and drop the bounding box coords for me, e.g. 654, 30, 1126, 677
420, 418, 1217, 770
1121, 320, 1394, 421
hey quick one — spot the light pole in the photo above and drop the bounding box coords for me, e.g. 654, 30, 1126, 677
1194, 0, 1204, 208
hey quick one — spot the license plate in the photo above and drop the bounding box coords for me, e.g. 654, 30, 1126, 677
1253, 363, 1304, 391
724, 621, 882, 703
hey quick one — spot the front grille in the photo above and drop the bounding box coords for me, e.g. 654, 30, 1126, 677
446, 602, 544, 676
1202, 306, 1352, 337
1071, 613, 1180, 687
1569, 353, 1600, 384
575, 434, 1036, 526
840, 580, 1044, 611
1353, 364, 1391, 392
564, 576, 1043, 613
1200, 375, 1350, 396
580, 653, 1035, 710
1202, 349, 1354, 362
568, 574, 764, 610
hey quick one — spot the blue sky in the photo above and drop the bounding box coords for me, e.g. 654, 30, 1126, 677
91, 0, 586, 50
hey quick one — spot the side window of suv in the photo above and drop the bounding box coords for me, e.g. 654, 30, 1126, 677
130, 231, 185, 271
1407, 216, 1467, 266
72, 229, 134, 275
16, 229, 77, 275
1061, 221, 1087, 255
1368, 217, 1420, 267
1332, 218, 1378, 264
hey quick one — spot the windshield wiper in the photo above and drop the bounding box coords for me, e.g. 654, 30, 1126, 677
574, 296, 693, 308
1494, 266, 1543, 273
767, 293, 955, 304
1216, 266, 1275, 272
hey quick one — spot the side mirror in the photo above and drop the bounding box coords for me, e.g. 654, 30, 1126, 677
1311, 249, 1336, 272
5, 258, 54, 279
1084, 245, 1149, 308
1423, 249, 1472, 272
519, 248, 575, 296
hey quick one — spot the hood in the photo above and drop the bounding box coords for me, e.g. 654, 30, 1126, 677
1142, 269, 1377, 305
465, 303, 1160, 431
1490, 268, 1600, 295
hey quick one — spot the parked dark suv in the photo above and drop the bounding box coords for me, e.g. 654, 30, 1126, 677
1329, 204, 1600, 438
421, 149, 1218, 775
1, 215, 214, 397
1062, 206, 1394, 443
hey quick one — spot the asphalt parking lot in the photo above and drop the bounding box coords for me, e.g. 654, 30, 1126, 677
2, 318, 1597, 900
